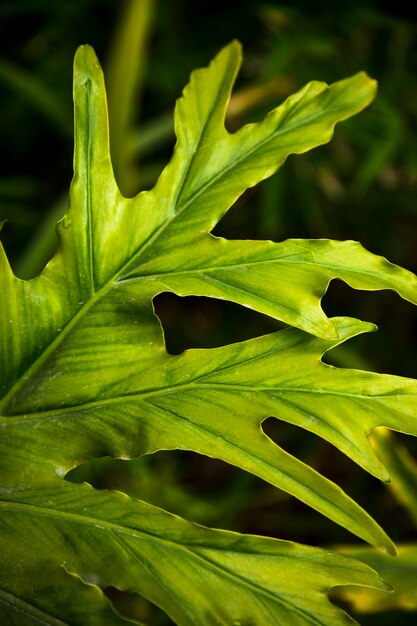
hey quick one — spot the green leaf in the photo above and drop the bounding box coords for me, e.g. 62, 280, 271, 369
332, 543, 417, 613
2, 41, 417, 624
0, 558, 129, 626
2, 481, 390, 626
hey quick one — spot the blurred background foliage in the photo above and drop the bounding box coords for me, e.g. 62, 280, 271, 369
1, 1, 417, 624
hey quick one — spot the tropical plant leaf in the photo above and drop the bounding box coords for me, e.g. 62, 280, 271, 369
2, 481, 391, 626
332, 543, 417, 613
2, 41, 417, 625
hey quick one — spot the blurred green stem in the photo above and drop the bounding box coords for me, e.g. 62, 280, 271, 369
106, 0, 155, 196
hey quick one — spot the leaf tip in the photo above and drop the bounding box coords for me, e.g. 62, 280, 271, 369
380, 539, 398, 558
345, 71, 378, 111
213, 39, 243, 78
370, 522, 397, 557
73, 44, 102, 87
379, 578, 394, 593
361, 70, 378, 95
331, 317, 378, 341
74, 43, 98, 62
228, 38, 243, 58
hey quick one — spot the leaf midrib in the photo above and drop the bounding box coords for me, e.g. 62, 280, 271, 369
1, 77, 360, 414
0, 55, 222, 414
121, 98, 355, 284
2, 381, 410, 424
160, 95, 354, 226
182, 549, 327, 626
124, 252, 391, 277
85, 80, 95, 295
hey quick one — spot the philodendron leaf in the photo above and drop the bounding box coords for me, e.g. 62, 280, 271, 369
2, 41, 417, 625
332, 543, 417, 613
2, 483, 390, 626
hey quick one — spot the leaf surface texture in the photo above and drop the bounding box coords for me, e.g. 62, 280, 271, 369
2, 42, 417, 625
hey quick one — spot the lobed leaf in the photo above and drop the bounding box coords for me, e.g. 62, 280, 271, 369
1, 482, 389, 626
2, 41, 417, 625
